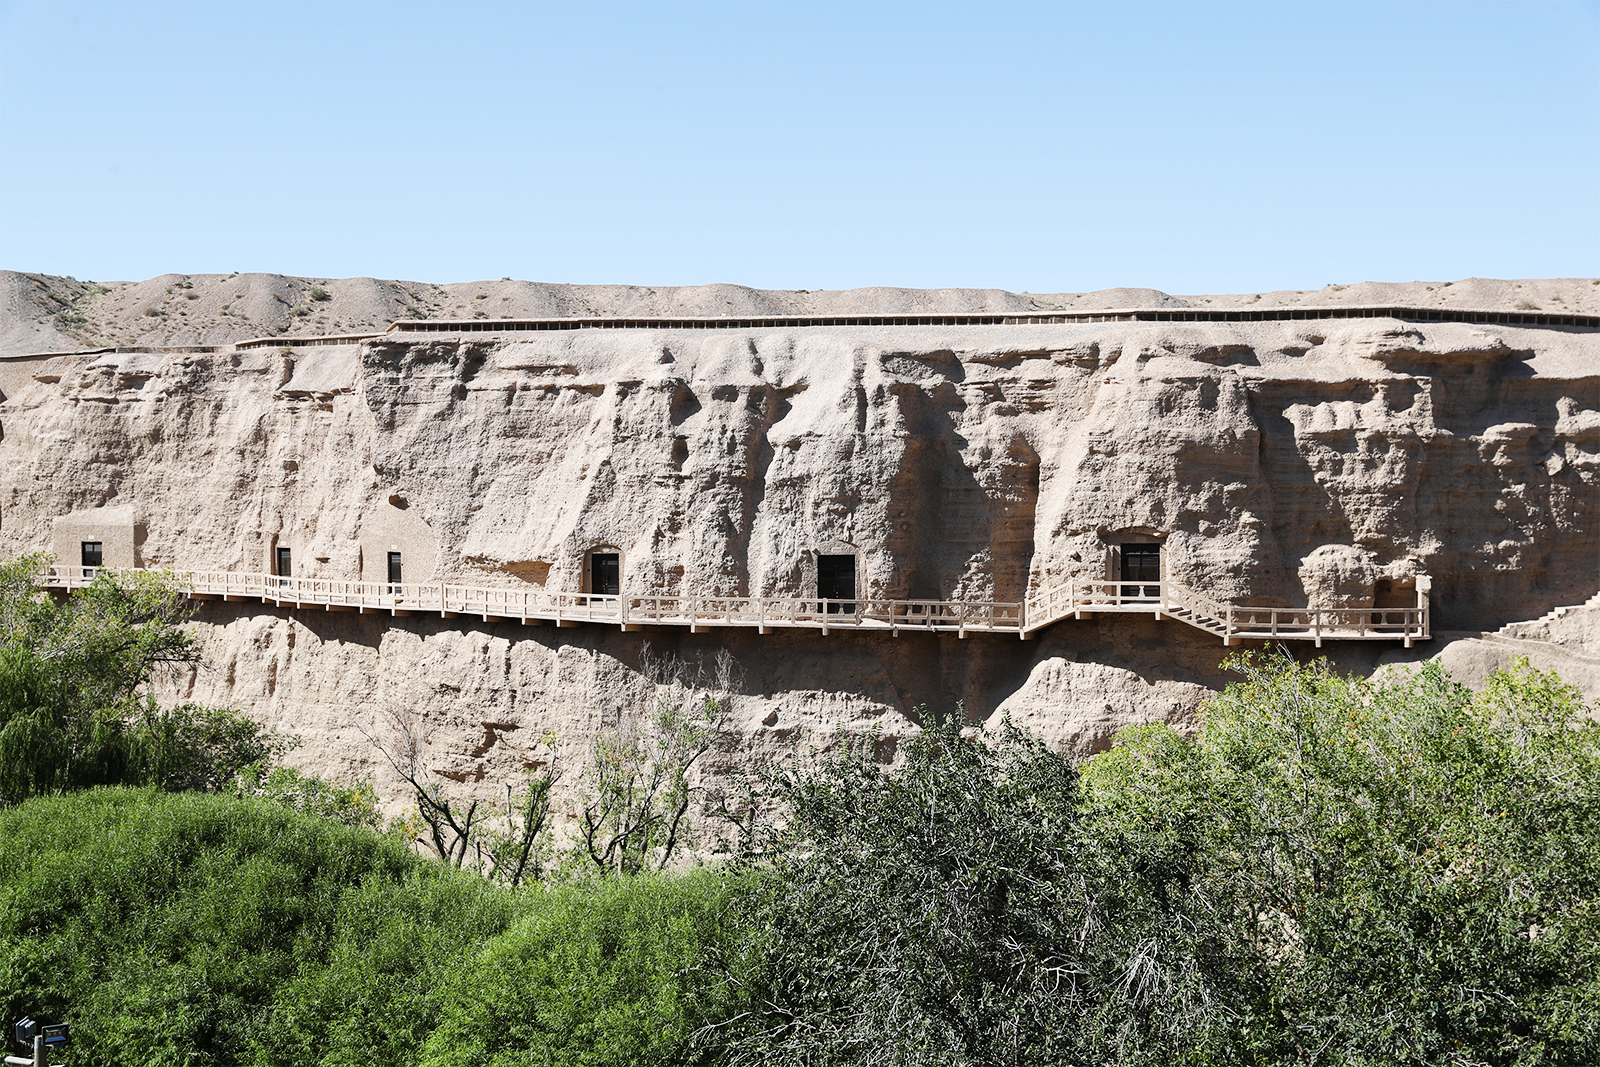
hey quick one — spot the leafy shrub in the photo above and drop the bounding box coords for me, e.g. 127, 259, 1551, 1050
720, 715, 1109, 1067
422, 872, 746, 1067
233, 763, 391, 832
251, 871, 518, 1067
0, 557, 288, 803
125, 697, 293, 791
725, 657, 1600, 1066
0, 788, 441, 1066
0, 789, 747, 1067
1081, 653, 1600, 1064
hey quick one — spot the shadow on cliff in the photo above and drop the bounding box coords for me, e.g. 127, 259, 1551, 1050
881, 374, 1034, 602
730, 381, 800, 595
283, 606, 387, 649
1246, 382, 1360, 573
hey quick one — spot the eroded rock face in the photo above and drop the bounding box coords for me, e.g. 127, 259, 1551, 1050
0, 310, 1595, 816
1299, 545, 1380, 608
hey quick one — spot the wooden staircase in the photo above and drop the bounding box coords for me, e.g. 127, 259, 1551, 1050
1022, 578, 1429, 647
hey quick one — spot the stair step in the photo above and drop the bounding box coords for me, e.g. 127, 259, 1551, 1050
1033, 587, 1430, 644
1497, 592, 1600, 635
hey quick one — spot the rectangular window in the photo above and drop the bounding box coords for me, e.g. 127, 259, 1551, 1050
387, 552, 403, 586
591, 553, 620, 597
81, 541, 103, 570
817, 554, 857, 614
1120, 544, 1161, 598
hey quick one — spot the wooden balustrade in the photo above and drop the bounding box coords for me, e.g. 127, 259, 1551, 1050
1024, 577, 1428, 646
38, 566, 1427, 645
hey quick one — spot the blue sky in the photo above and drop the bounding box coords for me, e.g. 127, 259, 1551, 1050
1, 1, 1595, 292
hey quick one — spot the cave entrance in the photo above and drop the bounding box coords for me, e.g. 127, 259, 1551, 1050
590, 553, 620, 598
1375, 578, 1415, 609
81, 541, 102, 577
387, 552, 403, 591
817, 554, 857, 614
1120, 543, 1161, 599
276, 546, 292, 587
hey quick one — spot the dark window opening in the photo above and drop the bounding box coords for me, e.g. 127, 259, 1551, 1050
817, 554, 857, 614
591, 553, 620, 597
81, 541, 102, 572
1120, 544, 1161, 598
276, 546, 292, 586
387, 552, 403, 589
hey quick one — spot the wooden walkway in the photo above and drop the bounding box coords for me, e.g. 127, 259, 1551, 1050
39, 566, 1429, 646
1025, 578, 1428, 646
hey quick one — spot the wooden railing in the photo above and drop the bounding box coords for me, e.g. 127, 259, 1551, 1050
19, 304, 1591, 366
39, 566, 1427, 645
1023, 578, 1168, 623
1220, 604, 1429, 645
38, 566, 1025, 637
382, 306, 1600, 334
1023, 577, 1429, 647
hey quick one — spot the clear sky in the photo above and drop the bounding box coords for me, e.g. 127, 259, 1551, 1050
1, 1, 1595, 293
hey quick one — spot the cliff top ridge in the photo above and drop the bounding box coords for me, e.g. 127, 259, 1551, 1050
4, 271, 1597, 358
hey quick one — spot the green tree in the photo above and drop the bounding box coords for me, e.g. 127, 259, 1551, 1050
421, 871, 744, 1067
0, 787, 485, 1067
724, 656, 1600, 1066
575, 648, 733, 876
0, 554, 289, 803
1082, 652, 1600, 1065
359, 707, 559, 883
480, 750, 561, 887
718, 712, 1103, 1067
0, 787, 741, 1067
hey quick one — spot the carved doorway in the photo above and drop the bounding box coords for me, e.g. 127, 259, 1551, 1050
817, 554, 857, 614
590, 552, 620, 597
1120, 543, 1161, 599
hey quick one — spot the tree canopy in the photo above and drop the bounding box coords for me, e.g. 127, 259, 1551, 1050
721, 653, 1600, 1066
0, 555, 288, 804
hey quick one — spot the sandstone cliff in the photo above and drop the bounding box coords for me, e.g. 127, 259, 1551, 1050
2, 274, 1596, 823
